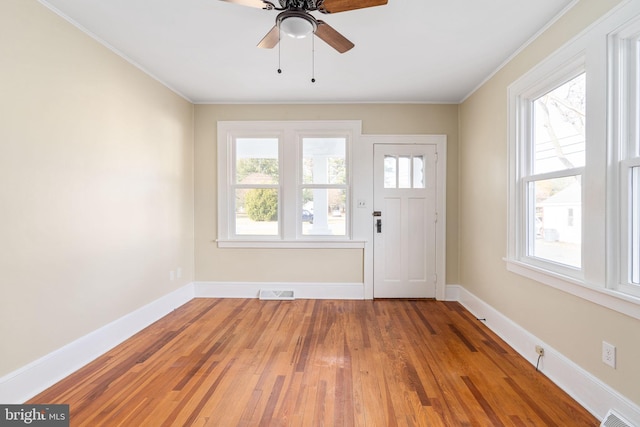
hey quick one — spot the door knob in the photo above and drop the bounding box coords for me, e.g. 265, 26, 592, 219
376, 218, 382, 233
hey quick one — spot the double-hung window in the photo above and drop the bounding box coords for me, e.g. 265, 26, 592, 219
527, 72, 586, 270
217, 120, 360, 248
508, 2, 640, 318
509, 58, 589, 281
611, 16, 640, 298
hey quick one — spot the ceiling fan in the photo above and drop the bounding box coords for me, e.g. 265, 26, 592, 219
219, 0, 388, 53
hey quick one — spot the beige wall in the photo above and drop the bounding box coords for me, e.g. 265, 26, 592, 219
0, 1, 194, 377
459, 0, 640, 405
194, 104, 459, 284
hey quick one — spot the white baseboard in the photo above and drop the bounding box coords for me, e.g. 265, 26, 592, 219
446, 284, 640, 426
0, 281, 362, 404
194, 281, 365, 300
5, 280, 638, 426
0, 283, 195, 404
445, 283, 461, 301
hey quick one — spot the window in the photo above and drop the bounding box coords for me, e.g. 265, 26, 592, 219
611, 17, 640, 298
527, 73, 585, 269
508, 3, 640, 319
510, 61, 587, 279
217, 121, 361, 248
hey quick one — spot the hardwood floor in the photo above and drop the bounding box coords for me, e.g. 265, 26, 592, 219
30, 299, 598, 426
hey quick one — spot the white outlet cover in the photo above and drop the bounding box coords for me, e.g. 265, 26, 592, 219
602, 341, 616, 368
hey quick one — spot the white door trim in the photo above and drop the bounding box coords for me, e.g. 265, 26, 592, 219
353, 134, 447, 300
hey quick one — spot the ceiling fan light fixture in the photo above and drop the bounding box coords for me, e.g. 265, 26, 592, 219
279, 14, 315, 39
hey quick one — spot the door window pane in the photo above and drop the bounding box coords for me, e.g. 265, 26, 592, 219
533, 73, 586, 174
413, 156, 425, 188
530, 175, 582, 268
384, 156, 397, 188
302, 138, 346, 185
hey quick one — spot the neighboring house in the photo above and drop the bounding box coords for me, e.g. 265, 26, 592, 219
540, 181, 582, 243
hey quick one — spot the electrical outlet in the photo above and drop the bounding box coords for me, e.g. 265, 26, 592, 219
535, 345, 544, 356
602, 341, 616, 368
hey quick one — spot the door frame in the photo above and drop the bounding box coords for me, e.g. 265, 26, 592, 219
352, 134, 447, 300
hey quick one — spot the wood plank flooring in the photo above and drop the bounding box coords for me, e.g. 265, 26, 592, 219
30, 299, 598, 426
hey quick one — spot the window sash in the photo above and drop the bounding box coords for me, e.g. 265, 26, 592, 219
299, 186, 348, 236
524, 173, 583, 270
631, 165, 639, 285
619, 161, 640, 297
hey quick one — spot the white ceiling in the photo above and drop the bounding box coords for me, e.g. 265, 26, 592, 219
40, 0, 576, 104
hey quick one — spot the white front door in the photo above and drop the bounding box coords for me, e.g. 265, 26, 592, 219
373, 144, 438, 298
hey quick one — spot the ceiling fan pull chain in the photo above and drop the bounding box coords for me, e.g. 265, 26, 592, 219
311, 35, 316, 83
277, 25, 282, 74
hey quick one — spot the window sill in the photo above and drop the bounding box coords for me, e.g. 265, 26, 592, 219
217, 240, 366, 249
505, 258, 640, 321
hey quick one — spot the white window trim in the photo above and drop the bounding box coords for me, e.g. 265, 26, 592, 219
507, 0, 640, 320
217, 120, 364, 249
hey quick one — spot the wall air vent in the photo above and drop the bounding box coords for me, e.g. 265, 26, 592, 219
601, 410, 634, 427
259, 290, 295, 300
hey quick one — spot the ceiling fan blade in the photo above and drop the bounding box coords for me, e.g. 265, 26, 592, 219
218, 0, 271, 9
257, 25, 280, 49
320, 0, 387, 14
315, 21, 354, 53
